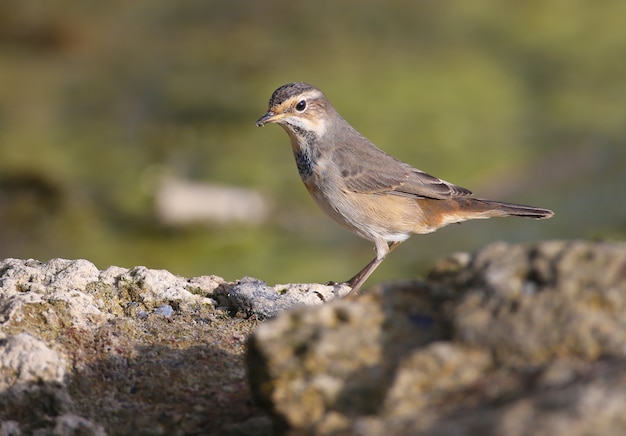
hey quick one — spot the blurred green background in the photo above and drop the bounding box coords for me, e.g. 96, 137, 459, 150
1, 0, 625, 285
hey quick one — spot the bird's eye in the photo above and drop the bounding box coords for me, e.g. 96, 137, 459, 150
295, 100, 307, 112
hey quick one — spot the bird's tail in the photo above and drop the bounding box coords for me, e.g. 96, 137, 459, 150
412, 197, 553, 234
471, 199, 554, 219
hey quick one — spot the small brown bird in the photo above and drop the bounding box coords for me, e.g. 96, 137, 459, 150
256, 82, 553, 294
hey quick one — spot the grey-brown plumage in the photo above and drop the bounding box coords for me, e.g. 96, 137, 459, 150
257, 82, 554, 294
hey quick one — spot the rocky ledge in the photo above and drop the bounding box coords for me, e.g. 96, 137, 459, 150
1, 240, 625, 435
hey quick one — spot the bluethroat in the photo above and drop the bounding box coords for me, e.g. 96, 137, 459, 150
256, 82, 554, 294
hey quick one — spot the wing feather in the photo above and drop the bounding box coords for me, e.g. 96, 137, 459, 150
334, 145, 472, 200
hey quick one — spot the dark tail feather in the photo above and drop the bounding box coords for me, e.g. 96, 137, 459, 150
477, 199, 554, 219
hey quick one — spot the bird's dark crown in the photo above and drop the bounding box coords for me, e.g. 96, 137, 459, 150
268, 82, 318, 108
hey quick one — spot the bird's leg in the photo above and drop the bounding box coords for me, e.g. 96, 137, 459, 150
345, 240, 402, 294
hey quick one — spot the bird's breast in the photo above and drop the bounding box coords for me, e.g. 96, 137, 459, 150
292, 149, 340, 207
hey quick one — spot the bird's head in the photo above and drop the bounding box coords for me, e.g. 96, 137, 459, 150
256, 82, 331, 138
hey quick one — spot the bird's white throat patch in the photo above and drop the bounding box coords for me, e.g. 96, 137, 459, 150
285, 114, 327, 138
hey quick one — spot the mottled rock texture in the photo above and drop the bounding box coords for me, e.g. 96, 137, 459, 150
1, 240, 624, 435
0, 258, 342, 434
247, 240, 626, 435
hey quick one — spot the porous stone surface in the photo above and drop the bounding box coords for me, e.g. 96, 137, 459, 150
212, 277, 351, 319
247, 240, 626, 435
2, 240, 625, 435
0, 258, 342, 434
0, 333, 67, 389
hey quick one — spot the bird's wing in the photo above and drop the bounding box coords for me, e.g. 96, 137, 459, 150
398, 167, 473, 198
334, 146, 472, 200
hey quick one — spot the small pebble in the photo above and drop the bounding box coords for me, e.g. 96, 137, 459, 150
154, 305, 174, 317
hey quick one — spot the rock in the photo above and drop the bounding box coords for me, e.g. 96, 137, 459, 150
246, 280, 455, 433
3, 241, 625, 435
0, 258, 271, 435
246, 240, 626, 435
213, 277, 352, 319
0, 256, 351, 434
154, 304, 174, 317
153, 177, 271, 227
0, 333, 67, 389
49, 414, 107, 436
0, 258, 106, 332
0, 420, 21, 435
447, 240, 626, 366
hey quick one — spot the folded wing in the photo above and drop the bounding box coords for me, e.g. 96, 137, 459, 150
334, 146, 472, 200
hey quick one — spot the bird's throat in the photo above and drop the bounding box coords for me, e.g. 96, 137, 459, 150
293, 149, 314, 179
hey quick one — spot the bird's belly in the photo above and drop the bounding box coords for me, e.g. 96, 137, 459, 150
301, 176, 412, 243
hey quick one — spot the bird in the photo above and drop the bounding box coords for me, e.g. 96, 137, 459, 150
256, 82, 554, 294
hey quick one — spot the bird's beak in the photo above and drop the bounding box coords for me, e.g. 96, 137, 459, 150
256, 111, 281, 127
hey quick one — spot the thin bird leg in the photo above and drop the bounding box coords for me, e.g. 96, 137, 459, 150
346, 240, 403, 294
